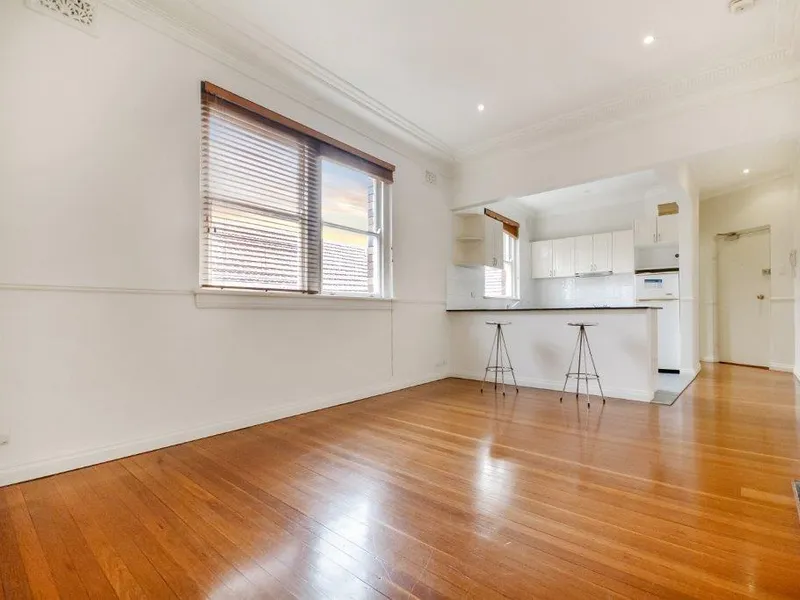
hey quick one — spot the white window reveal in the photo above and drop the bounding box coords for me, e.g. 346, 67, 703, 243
485, 230, 519, 299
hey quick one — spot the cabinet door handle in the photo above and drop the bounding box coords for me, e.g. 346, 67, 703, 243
653, 233, 656, 243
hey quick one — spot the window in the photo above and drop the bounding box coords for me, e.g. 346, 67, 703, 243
484, 231, 518, 299
200, 82, 393, 297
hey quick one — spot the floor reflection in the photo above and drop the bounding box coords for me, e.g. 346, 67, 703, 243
474, 396, 519, 530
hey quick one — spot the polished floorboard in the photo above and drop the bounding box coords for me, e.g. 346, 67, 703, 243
2, 364, 800, 599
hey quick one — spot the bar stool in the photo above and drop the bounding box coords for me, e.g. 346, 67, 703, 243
560, 322, 605, 408
481, 321, 519, 395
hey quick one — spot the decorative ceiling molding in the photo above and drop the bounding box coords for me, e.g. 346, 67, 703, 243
105, 0, 799, 168
699, 168, 795, 201
458, 48, 800, 160
102, 0, 454, 171
103, 0, 456, 164
460, 0, 799, 159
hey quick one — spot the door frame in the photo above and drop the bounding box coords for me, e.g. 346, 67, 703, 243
713, 225, 771, 367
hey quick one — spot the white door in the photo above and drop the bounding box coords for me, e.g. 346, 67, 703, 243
717, 229, 771, 367
552, 238, 575, 277
634, 217, 656, 247
657, 214, 679, 244
574, 235, 593, 274
612, 230, 634, 273
531, 240, 553, 278
592, 233, 613, 272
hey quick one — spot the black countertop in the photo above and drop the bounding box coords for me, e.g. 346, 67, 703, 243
447, 306, 659, 312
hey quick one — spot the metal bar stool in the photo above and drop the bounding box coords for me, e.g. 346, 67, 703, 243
481, 321, 519, 395
560, 322, 605, 408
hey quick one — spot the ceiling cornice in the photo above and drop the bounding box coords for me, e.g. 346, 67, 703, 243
103, 0, 799, 168
699, 168, 795, 201
458, 49, 800, 160
101, 0, 457, 169
459, 0, 799, 159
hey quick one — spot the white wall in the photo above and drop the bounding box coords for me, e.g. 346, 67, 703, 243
0, 2, 451, 484
699, 176, 796, 370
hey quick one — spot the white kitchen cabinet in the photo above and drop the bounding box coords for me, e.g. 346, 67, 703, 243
592, 232, 613, 272
656, 213, 679, 244
634, 214, 680, 246
612, 230, 635, 273
531, 240, 554, 278
453, 214, 504, 268
574, 234, 612, 274
552, 237, 575, 277
574, 235, 593, 274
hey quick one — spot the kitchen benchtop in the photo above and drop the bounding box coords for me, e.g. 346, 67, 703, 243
446, 306, 660, 312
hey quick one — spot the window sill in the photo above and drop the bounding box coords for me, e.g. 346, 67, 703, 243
194, 288, 392, 310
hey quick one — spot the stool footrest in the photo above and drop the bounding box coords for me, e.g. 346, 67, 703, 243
485, 367, 515, 373
564, 373, 601, 380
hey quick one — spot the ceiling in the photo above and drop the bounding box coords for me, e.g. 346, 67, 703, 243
690, 138, 798, 199
139, 0, 798, 157
513, 170, 665, 215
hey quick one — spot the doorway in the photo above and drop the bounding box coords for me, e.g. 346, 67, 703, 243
716, 227, 771, 368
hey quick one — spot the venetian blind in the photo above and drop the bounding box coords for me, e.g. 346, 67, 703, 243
200, 83, 394, 294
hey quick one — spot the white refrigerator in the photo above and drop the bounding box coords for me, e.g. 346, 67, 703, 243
636, 272, 681, 373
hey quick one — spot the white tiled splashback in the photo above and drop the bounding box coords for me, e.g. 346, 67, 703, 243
447, 265, 522, 310
446, 265, 636, 309
532, 274, 636, 307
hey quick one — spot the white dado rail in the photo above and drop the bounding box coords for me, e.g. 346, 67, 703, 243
449, 307, 659, 402
530, 230, 634, 279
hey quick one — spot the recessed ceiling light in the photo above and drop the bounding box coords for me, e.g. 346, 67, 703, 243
477, 104, 485, 113
743, 168, 750, 175
643, 35, 655, 45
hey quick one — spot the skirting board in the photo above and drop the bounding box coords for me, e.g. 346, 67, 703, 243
0, 372, 446, 487
769, 363, 795, 373
450, 372, 653, 403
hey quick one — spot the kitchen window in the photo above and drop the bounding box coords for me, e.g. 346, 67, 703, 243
200, 82, 393, 297
485, 231, 518, 299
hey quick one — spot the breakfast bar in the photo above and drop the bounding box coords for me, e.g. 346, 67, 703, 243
448, 306, 659, 402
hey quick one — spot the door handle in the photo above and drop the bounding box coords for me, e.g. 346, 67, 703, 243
757, 294, 765, 300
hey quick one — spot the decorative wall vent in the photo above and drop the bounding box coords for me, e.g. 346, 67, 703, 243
424, 170, 438, 186
25, 0, 98, 35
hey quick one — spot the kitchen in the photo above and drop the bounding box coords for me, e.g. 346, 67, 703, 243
447, 170, 692, 403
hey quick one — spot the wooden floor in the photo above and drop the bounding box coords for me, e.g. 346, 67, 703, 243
2, 364, 800, 599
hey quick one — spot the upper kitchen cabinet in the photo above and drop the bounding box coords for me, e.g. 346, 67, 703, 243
634, 214, 679, 247
593, 233, 613, 272
574, 233, 612, 274
531, 240, 554, 278
656, 213, 679, 244
453, 214, 504, 268
574, 235, 593, 274
552, 237, 575, 278
612, 230, 635, 273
